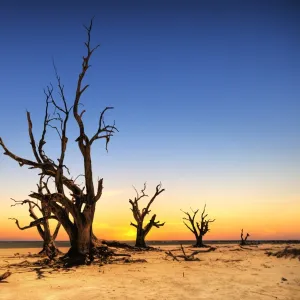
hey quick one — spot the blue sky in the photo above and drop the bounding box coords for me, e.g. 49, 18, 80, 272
0, 0, 299, 240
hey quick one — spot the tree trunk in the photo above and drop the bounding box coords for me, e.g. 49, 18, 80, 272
54, 198, 97, 265
194, 235, 204, 247
38, 238, 61, 257
68, 224, 92, 258
135, 226, 147, 248
38, 202, 61, 258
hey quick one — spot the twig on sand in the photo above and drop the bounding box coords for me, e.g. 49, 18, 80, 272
250, 291, 278, 299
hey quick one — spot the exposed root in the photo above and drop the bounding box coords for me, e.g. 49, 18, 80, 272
5, 240, 157, 277
38, 247, 63, 257
7, 258, 74, 279
59, 245, 132, 268
6, 244, 133, 278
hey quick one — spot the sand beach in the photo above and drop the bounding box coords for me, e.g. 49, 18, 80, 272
0, 243, 299, 300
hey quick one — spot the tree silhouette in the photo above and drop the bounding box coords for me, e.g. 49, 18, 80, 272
129, 183, 165, 248
181, 204, 215, 247
9, 175, 61, 258
0, 18, 117, 265
240, 229, 250, 246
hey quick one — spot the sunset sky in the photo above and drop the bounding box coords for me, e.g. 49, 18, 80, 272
0, 0, 299, 241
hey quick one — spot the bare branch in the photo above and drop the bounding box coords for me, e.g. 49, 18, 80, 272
9, 216, 57, 230
26, 111, 42, 163
0, 137, 42, 168
130, 222, 138, 228
94, 178, 103, 202
10, 198, 43, 214
142, 183, 165, 218
53, 222, 61, 240
89, 107, 118, 148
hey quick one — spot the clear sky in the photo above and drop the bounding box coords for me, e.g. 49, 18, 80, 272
0, 0, 299, 241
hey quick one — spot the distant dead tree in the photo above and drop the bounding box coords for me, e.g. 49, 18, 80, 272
181, 204, 215, 247
9, 176, 61, 258
129, 183, 165, 248
240, 229, 250, 246
0, 18, 118, 265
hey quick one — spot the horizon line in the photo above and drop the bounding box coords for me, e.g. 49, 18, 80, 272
1, 239, 300, 242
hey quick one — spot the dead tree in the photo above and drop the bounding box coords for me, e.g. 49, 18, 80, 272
240, 229, 250, 246
181, 204, 215, 247
9, 176, 61, 258
129, 183, 165, 248
0, 18, 117, 265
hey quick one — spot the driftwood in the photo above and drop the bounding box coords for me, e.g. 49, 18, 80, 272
165, 244, 201, 261
265, 246, 300, 260
0, 271, 11, 282
124, 258, 147, 263
102, 240, 136, 249
101, 240, 161, 252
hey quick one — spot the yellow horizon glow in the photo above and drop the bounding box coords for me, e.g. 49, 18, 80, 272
1, 193, 299, 241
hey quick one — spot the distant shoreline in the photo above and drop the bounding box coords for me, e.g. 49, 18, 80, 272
0, 240, 300, 248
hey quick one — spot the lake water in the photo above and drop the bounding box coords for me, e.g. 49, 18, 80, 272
0, 240, 299, 248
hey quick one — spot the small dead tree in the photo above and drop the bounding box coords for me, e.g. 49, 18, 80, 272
240, 229, 250, 246
181, 204, 215, 247
129, 183, 165, 248
9, 176, 61, 258
0, 18, 118, 265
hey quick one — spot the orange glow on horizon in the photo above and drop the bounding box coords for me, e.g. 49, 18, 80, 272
1, 189, 299, 242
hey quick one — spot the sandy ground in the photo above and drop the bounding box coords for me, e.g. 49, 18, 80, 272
0, 244, 299, 300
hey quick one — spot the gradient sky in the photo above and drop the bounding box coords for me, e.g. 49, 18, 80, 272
0, 0, 299, 241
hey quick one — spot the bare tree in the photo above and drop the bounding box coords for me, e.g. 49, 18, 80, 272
9, 176, 61, 258
181, 204, 215, 248
129, 183, 165, 248
0, 18, 117, 264
240, 229, 250, 246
